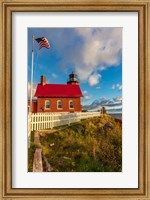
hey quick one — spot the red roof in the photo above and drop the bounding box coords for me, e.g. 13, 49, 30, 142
34, 84, 83, 98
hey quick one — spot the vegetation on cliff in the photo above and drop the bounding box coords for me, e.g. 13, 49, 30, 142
39, 115, 122, 172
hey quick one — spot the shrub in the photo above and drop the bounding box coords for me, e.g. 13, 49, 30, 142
39, 115, 122, 172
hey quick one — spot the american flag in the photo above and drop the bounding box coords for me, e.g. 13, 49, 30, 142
35, 37, 50, 50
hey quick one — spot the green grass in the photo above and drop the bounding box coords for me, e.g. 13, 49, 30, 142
40, 115, 122, 172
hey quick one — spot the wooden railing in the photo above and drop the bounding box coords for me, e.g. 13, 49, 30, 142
29, 112, 100, 131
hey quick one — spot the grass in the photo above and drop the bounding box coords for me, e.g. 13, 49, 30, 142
40, 115, 122, 172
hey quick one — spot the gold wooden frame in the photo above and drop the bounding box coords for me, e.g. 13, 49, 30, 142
0, 0, 150, 199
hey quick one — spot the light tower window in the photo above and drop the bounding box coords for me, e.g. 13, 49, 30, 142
67, 72, 79, 85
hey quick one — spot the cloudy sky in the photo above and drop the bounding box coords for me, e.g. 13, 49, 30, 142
28, 28, 122, 105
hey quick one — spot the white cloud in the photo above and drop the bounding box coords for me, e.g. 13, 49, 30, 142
83, 90, 88, 94
99, 66, 106, 71
88, 73, 101, 86
111, 83, 122, 91
112, 84, 115, 90
116, 84, 122, 91
83, 95, 92, 100
45, 28, 122, 82
96, 86, 100, 89
118, 85, 122, 90
74, 28, 122, 81
52, 73, 58, 78
113, 96, 122, 101
83, 96, 122, 110
82, 90, 92, 101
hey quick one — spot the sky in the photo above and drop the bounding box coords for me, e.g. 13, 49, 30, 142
28, 28, 122, 106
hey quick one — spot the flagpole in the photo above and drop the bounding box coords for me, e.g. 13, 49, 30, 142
30, 35, 34, 112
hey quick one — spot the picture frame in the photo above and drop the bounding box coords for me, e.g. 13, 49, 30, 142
0, 0, 150, 199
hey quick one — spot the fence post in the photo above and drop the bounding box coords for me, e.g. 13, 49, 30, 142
50, 112, 52, 129
51, 113, 54, 129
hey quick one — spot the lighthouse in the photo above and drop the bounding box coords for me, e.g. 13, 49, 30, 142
67, 71, 79, 85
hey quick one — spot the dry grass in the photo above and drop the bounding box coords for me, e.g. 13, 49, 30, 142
30, 115, 122, 172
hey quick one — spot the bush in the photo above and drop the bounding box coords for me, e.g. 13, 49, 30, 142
40, 116, 122, 172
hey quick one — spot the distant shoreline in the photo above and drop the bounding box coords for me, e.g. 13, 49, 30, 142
108, 113, 122, 119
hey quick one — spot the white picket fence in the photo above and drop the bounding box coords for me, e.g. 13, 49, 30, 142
29, 112, 100, 131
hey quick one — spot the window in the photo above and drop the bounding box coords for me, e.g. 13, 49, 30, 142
69, 100, 74, 109
57, 100, 62, 109
45, 100, 50, 109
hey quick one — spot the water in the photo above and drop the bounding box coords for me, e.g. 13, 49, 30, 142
108, 113, 122, 119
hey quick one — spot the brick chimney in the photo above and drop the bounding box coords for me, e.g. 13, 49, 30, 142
41, 75, 46, 86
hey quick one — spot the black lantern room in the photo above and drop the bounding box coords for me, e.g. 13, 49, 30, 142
67, 71, 79, 85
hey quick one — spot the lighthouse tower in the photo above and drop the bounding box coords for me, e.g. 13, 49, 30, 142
67, 71, 79, 85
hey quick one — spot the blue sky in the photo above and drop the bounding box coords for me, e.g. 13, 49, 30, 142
28, 28, 122, 106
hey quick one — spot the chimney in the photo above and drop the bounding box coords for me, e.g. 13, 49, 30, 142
41, 75, 46, 86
